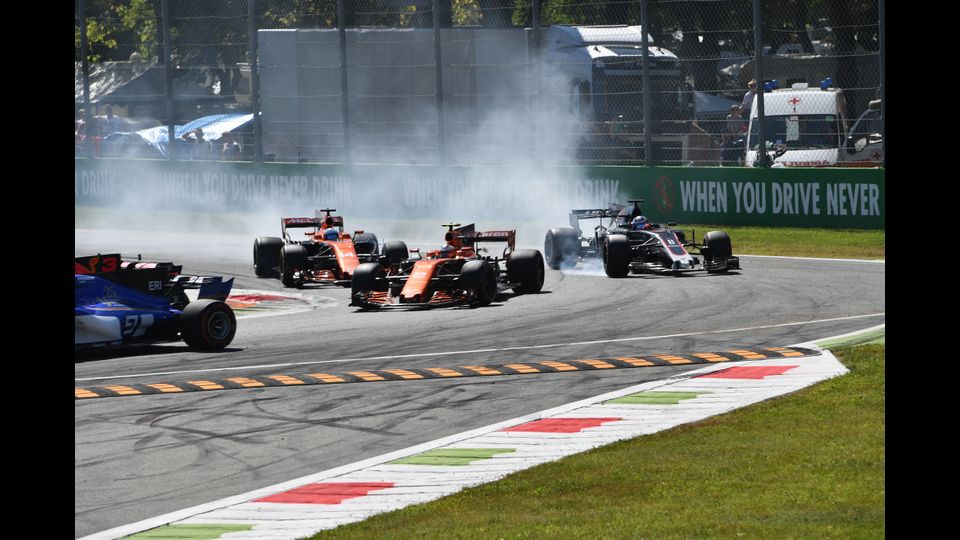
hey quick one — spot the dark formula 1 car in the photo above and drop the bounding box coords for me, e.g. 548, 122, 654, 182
544, 199, 740, 277
350, 223, 545, 310
75, 253, 236, 351
253, 208, 380, 288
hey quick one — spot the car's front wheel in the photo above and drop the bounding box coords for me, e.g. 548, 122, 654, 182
508, 249, 545, 294
603, 234, 631, 278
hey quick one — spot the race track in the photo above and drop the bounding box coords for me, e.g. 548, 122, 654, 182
74, 225, 884, 538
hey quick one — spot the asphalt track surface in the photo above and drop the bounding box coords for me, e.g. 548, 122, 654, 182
74, 225, 885, 538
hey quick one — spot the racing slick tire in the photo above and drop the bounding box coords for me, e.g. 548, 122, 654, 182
459, 260, 497, 307
702, 231, 732, 273
507, 249, 545, 294
253, 236, 283, 277
382, 241, 409, 266
351, 263, 388, 307
280, 244, 308, 287
352, 233, 379, 256
180, 299, 236, 351
603, 234, 631, 278
544, 228, 580, 270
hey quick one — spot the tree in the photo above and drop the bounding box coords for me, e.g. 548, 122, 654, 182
76, 0, 160, 63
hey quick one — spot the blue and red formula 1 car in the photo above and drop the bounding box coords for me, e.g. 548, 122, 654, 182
349, 223, 545, 310
75, 253, 236, 351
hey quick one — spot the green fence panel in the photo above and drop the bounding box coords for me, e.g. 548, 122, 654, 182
580, 166, 884, 229
75, 159, 883, 229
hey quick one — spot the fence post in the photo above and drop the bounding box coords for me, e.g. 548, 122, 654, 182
641, 0, 652, 166
752, 0, 771, 167
337, 0, 351, 164
78, 0, 93, 157
249, 0, 263, 162
433, 0, 446, 165
532, 0, 541, 164
161, 0, 177, 161
878, 0, 884, 167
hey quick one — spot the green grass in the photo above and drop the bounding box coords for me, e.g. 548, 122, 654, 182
307, 342, 884, 540
682, 224, 885, 260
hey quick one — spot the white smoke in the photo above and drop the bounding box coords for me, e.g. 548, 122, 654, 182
77, 27, 629, 259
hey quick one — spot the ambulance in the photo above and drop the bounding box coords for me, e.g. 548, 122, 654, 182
744, 79, 882, 167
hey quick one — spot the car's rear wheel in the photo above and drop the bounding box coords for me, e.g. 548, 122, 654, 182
352, 233, 379, 255
253, 236, 283, 277
544, 228, 580, 270
280, 244, 308, 287
382, 241, 409, 266
603, 234, 631, 278
180, 299, 236, 350
508, 249, 545, 294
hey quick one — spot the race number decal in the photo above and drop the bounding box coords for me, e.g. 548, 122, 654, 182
122, 314, 154, 337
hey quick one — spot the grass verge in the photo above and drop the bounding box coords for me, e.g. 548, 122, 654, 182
682, 224, 884, 260
309, 343, 884, 539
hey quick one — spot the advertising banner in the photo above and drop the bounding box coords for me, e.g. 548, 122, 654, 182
75, 159, 883, 229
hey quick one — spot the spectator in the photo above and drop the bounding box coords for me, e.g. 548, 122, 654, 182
721, 105, 746, 166
181, 128, 213, 160
740, 79, 757, 115
220, 132, 243, 160
75, 117, 86, 157
725, 105, 743, 142
104, 105, 122, 135
181, 127, 205, 144
78, 117, 103, 158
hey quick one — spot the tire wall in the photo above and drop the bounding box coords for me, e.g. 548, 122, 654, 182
75, 159, 884, 229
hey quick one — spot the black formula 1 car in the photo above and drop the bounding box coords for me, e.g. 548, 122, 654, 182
253, 208, 381, 288
75, 253, 236, 351
350, 223, 545, 310
544, 199, 740, 277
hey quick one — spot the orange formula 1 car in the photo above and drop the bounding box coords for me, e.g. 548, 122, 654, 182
253, 208, 381, 288
350, 223, 545, 310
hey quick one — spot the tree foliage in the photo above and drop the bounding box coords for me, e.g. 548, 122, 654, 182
77, 0, 879, 94
76, 0, 159, 63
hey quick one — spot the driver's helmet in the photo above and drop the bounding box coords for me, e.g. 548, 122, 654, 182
631, 215, 651, 230
439, 243, 456, 257
322, 227, 339, 241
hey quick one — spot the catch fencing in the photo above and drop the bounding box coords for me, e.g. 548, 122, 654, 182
76, 0, 883, 167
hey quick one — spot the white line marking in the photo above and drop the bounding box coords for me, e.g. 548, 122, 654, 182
75, 312, 884, 383
739, 254, 885, 264
791, 323, 885, 349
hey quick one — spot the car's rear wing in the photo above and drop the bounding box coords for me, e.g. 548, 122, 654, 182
569, 208, 616, 231
282, 217, 323, 242
282, 214, 345, 239
462, 229, 517, 253
74, 253, 126, 275
282, 217, 324, 229
283, 216, 345, 229
74, 254, 233, 300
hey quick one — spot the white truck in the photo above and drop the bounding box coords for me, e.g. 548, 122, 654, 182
543, 25, 697, 164
543, 25, 692, 126
744, 82, 882, 167
257, 25, 697, 165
